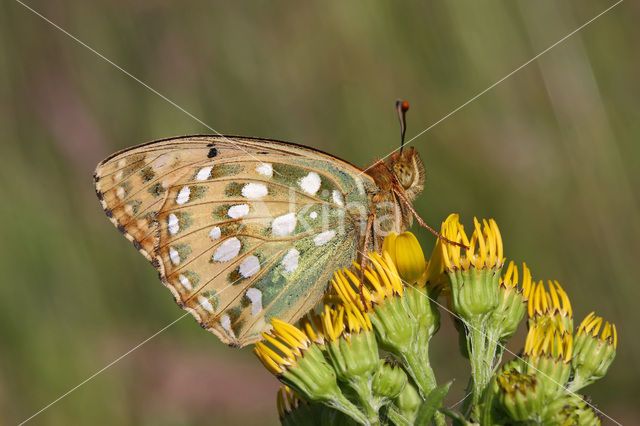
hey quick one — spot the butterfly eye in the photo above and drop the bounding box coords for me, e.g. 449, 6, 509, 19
393, 162, 414, 189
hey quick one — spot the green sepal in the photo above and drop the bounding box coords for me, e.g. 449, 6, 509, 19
447, 266, 500, 321
326, 331, 379, 382
543, 393, 601, 426
570, 332, 617, 392
490, 284, 526, 341
372, 361, 408, 400
393, 382, 422, 424
521, 354, 572, 401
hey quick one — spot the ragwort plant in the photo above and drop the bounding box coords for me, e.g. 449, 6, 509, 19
254, 214, 617, 425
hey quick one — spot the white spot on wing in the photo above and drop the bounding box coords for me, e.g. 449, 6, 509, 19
168, 213, 179, 235
169, 247, 181, 265
116, 187, 125, 199
178, 274, 192, 291
241, 183, 268, 199
221, 314, 236, 338
198, 295, 214, 313
195, 166, 213, 181
256, 163, 273, 177
246, 288, 263, 316
298, 172, 321, 195
208, 226, 221, 240
228, 204, 249, 218
333, 190, 344, 206
282, 248, 299, 273
176, 186, 191, 204
309, 211, 318, 219
117, 159, 126, 168
213, 237, 241, 262
272, 213, 297, 237
239, 255, 260, 278
314, 230, 336, 246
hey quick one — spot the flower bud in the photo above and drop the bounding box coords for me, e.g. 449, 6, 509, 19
570, 312, 617, 391
394, 382, 422, 422
393, 232, 426, 283
496, 369, 542, 422
372, 361, 407, 399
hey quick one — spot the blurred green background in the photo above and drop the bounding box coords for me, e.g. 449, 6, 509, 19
1, 0, 638, 424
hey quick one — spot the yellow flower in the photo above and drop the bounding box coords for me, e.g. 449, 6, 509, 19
527, 280, 573, 333
254, 318, 311, 375
575, 312, 617, 348
439, 214, 504, 320
521, 319, 573, 400
254, 317, 368, 423
384, 231, 426, 283
441, 214, 504, 272
332, 251, 404, 313
524, 321, 573, 363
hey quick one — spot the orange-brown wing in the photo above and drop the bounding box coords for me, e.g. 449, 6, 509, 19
94, 135, 378, 346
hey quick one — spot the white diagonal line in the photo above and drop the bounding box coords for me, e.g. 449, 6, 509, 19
12, 0, 283, 177
17, 312, 189, 425
358, 0, 623, 177
358, 249, 623, 425
18, 246, 290, 424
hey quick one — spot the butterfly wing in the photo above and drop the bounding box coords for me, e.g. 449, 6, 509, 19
94, 135, 377, 346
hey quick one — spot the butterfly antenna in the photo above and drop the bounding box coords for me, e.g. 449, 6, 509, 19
396, 100, 409, 153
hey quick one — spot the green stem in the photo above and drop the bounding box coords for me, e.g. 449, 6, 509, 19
466, 316, 500, 418
328, 392, 372, 426
401, 348, 446, 426
348, 376, 381, 425
402, 349, 437, 396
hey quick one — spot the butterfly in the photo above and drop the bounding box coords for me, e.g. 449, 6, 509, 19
94, 101, 444, 347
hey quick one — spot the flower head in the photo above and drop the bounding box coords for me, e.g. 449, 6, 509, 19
528, 280, 573, 332
440, 214, 504, 320
383, 231, 427, 283
570, 312, 617, 391
492, 261, 534, 340
521, 319, 573, 399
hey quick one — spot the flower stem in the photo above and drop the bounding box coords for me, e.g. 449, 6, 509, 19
466, 316, 499, 418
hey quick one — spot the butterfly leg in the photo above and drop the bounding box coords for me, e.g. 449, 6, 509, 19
394, 189, 468, 249
358, 214, 375, 309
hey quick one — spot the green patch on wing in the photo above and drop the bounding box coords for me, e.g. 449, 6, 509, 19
224, 182, 243, 197
201, 290, 218, 310
139, 166, 155, 182
126, 200, 142, 215
173, 244, 192, 262
148, 183, 165, 198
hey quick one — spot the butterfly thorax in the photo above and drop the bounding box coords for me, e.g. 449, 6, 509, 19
365, 147, 425, 237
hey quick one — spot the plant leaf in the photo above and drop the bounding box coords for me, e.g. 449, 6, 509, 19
413, 381, 451, 425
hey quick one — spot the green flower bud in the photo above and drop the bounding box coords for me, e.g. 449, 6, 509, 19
394, 381, 422, 423
544, 394, 601, 426
325, 329, 379, 381
496, 369, 543, 422
570, 312, 617, 391
490, 261, 533, 341
254, 318, 368, 425
372, 361, 407, 399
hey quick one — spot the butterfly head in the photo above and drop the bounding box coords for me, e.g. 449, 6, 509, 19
386, 147, 425, 200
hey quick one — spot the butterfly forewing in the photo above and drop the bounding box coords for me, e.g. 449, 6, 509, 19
94, 136, 376, 346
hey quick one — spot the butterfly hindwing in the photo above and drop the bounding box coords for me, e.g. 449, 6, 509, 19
94, 135, 377, 346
